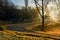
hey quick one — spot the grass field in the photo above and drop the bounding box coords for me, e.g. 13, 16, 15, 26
0, 22, 60, 40
0, 30, 59, 40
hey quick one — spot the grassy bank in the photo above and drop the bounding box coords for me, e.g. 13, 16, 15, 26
0, 30, 55, 40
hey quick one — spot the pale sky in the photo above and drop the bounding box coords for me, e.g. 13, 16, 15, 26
11, 0, 34, 6
11, 0, 25, 6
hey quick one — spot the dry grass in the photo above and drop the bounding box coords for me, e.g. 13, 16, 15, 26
0, 22, 60, 40
0, 30, 56, 40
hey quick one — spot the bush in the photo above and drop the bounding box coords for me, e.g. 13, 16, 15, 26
0, 25, 7, 31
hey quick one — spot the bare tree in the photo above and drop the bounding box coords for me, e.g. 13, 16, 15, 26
34, 0, 45, 31
24, 0, 60, 31
34, 0, 51, 31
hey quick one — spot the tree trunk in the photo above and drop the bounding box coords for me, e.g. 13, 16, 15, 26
41, 0, 44, 31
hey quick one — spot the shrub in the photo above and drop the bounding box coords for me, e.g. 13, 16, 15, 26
0, 25, 7, 31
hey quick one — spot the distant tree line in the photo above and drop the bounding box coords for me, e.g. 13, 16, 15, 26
0, 0, 40, 23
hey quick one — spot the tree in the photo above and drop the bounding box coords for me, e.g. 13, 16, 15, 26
34, 0, 60, 31
34, 0, 45, 31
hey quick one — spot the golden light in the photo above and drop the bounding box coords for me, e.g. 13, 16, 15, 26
47, 2, 59, 22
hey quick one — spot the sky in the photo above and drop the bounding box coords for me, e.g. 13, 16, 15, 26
11, 0, 25, 6
11, 0, 34, 7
